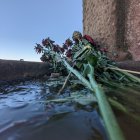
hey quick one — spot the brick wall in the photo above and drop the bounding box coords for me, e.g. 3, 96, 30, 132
83, 0, 140, 61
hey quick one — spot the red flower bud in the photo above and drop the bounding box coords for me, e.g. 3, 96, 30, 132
83, 35, 95, 46
34, 44, 43, 54
53, 45, 60, 53
65, 38, 73, 47
42, 39, 49, 46
42, 38, 55, 46
66, 49, 72, 58
60, 47, 65, 53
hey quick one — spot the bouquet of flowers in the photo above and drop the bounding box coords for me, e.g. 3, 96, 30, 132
34, 31, 140, 140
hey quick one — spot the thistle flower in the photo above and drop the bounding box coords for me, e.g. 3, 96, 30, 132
66, 49, 72, 58
40, 53, 53, 62
72, 31, 82, 43
42, 39, 49, 46
62, 43, 68, 50
53, 45, 60, 53
60, 47, 65, 53
42, 37, 55, 47
34, 44, 43, 54
65, 38, 73, 47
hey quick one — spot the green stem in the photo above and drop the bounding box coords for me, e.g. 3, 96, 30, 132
63, 59, 125, 140
62, 59, 93, 91
109, 98, 140, 123
88, 64, 125, 140
108, 66, 140, 83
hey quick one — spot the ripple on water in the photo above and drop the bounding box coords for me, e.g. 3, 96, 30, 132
0, 80, 108, 140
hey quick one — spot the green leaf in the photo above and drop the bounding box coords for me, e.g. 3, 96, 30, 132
45, 90, 96, 106
71, 91, 96, 105
86, 54, 98, 66
82, 64, 90, 77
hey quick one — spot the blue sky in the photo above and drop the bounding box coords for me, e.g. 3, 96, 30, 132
0, 0, 82, 61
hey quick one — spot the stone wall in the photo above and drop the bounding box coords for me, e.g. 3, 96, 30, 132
0, 59, 51, 81
126, 0, 140, 61
83, 0, 140, 61
0, 59, 139, 82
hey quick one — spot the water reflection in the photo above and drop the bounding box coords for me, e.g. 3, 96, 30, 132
0, 79, 108, 140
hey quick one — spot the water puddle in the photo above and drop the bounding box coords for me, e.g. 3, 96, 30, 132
0, 78, 108, 140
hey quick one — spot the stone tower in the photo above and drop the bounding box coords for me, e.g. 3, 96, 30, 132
83, 0, 140, 61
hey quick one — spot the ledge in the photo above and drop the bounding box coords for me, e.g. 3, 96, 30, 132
0, 59, 51, 82
117, 61, 140, 71
0, 59, 139, 82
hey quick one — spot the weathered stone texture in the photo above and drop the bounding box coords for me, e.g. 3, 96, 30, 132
126, 0, 140, 60
0, 59, 50, 81
83, 0, 116, 51
83, 0, 140, 61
